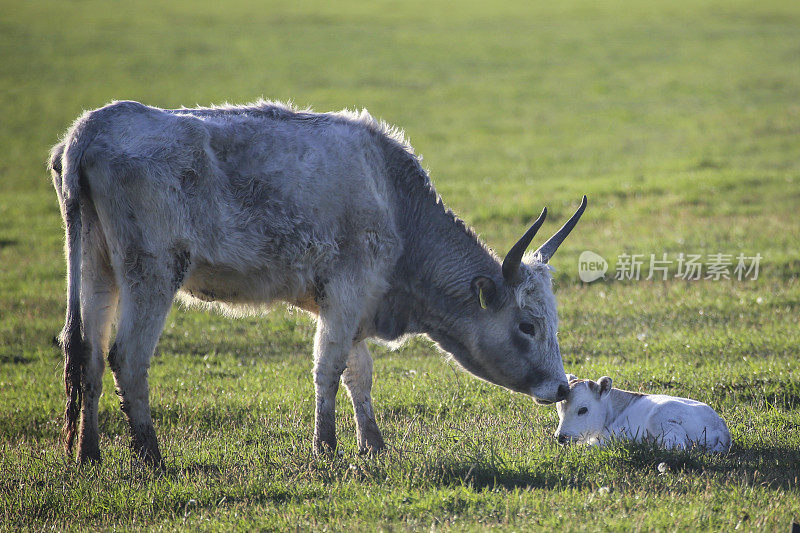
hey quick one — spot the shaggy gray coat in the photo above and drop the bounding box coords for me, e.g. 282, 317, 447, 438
50, 100, 575, 467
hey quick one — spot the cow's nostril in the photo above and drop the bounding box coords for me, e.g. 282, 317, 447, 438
556, 383, 569, 402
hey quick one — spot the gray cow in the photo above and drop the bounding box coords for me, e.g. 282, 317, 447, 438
50, 101, 586, 468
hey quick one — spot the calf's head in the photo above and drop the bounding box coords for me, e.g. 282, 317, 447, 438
555, 374, 613, 444
443, 197, 587, 404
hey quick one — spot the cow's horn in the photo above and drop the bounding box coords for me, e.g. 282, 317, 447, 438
534, 195, 587, 264
502, 207, 547, 282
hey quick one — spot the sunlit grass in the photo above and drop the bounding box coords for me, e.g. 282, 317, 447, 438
1, 0, 799, 529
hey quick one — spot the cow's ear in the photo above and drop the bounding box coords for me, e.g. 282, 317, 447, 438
566, 373, 577, 383
471, 276, 497, 310
598, 376, 613, 396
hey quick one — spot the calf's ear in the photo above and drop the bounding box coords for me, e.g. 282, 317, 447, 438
471, 276, 498, 310
597, 376, 613, 396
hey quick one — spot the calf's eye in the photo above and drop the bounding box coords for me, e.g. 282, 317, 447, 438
519, 323, 536, 336
577, 407, 588, 415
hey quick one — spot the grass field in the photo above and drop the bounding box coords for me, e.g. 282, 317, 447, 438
1, 0, 799, 530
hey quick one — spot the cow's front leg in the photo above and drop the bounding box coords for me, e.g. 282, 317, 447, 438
312, 313, 356, 455
311, 236, 394, 455
343, 341, 385, 454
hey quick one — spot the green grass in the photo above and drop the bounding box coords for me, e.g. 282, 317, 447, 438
1, 0, 799, 530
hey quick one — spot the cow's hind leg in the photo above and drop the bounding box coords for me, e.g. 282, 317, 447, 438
343, 341, 385, 454
108, 253, 179, 469
76, 222, 119, 464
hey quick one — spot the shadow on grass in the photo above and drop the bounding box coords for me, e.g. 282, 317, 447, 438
110, 403, 800, 493
714, 442, 800, 489
394, 440, 800, 492
169, 461, 223, 477
0, 354, 32, 364
16, 402, 797, 495
418, 459, 571, 491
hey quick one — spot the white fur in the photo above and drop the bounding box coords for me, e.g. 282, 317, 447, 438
555, 376, 731, 452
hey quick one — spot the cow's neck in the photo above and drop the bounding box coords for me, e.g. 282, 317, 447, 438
375, 148, 500, 342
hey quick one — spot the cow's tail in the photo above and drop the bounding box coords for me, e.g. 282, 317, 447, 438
50, 126, 93, 455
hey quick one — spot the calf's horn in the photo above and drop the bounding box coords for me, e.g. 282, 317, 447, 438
534, 195, 587, 264
502, 207, 547, 282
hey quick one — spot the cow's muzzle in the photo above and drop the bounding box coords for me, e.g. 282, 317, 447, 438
531, 382, 569, 405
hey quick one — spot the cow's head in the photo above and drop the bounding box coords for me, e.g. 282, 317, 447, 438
442, 196, 586, 404
555, 374, 613, 444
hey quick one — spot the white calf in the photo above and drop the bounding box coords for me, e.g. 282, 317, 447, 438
555, 375, 730, 452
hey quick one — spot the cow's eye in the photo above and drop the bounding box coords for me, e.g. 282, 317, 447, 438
519, 323, 536, 336
577, 407, 588, 415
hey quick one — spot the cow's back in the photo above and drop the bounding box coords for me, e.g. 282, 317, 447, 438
71, 101, 401, 310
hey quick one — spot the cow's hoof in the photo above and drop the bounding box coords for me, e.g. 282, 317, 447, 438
313, 437, 337, 457
132, 444, 165, 472
358, 444, 387, 456
77, 446, 102, 466
358, 430, 386, 456
137, 455, 166, 473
